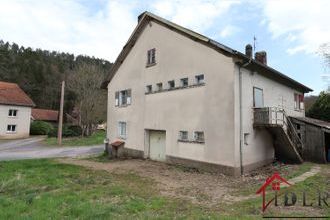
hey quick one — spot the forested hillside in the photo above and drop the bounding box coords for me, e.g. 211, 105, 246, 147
0, 40, 112, 114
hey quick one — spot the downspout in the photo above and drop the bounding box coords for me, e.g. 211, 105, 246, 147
238, 59, 252, 175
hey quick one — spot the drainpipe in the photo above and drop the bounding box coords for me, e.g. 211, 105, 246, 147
238, 59, 252, 175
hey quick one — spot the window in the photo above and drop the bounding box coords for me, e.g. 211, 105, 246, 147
179, 131, 188, 141
118, 122, 127, 138
156, 83, 163, 91
146, 85, 152, 93
253, 87, 264, 108
180, 78, 188, 87
147, 48, 156, 65
8, 109, 17, 117
195, 74, 204, 84
294, 93, 304, 110
115, 89, 131, 106
7, 125, 16, 133
194, 131, 205, 142
168, 80, 175, 89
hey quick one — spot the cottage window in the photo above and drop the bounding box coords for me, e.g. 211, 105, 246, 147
180, 78, 188, 87
179, 131, 188, 141
147, 48, 156, 65
195, 74, 204, 84
146, 85, 152, 93
8, 109, 18, 117
294, 93, 304, 110
156, 83, 163, 91
7, 124, 16, 132
253, 87, 264, 108
168, 80, 175, 89
194, 131, 205, 142
115, 89, 131, 106
118, 122, 127, 139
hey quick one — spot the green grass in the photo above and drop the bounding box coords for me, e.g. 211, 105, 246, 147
45, 130, 105, 146
0, 159, 328, 219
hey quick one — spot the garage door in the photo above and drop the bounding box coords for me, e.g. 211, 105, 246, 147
149, 131, 166, 161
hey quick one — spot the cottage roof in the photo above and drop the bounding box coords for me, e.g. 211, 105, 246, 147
101, 11, 312, 93
293, 116, 330, 131
31, 108, 59, 122
0, 81, 35, 107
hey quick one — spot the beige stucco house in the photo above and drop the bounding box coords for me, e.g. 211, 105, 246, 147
0, 81, 35, 139
102, 12, 313, 175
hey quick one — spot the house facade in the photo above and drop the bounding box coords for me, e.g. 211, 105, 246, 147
0, 81, 35, 139
102, 12, 312, 175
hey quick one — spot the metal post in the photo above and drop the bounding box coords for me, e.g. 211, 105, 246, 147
58, 81, 65, 146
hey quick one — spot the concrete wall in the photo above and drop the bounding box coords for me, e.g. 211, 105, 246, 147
0, 105, 31, 139
107, 20, 237, 169
234, 66, 305, 170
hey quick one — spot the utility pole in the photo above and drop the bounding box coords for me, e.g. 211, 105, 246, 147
58, 81, 65, 145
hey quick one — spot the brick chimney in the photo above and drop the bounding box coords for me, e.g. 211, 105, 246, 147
245, 44, 253, 59
255, 51, 267, 65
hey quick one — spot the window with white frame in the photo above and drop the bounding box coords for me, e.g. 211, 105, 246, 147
115, 89, 131, 106
118, 122, 127, 138
156, 82, 163, 91
8, 109, 18, 117
180, 78, 188, 87
179, 131, 188, 141
168, 80, 175, 89
253, 87, 264, 108
294, 93, 304, 110
194, 131, 205, 142
7, 124, 16, 133
147, 48, 156, 65
195, 74, 204, 84
146, 85, 152, 93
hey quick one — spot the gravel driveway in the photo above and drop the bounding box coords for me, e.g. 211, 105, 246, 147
0, 136, 104, 161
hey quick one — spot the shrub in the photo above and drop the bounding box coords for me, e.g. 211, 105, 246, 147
30, 121, 54, 135
48, 125, 82, 137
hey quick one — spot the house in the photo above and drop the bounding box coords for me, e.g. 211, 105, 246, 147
31, 108, 59, 124
101, 12, 313, 176
0, 81, 35, 139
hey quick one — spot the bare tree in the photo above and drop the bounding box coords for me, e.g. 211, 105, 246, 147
318, 43, 330, 92
67, 63, 107, 136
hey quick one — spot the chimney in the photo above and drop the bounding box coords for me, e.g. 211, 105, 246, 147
255, 51, 267, 65
245, 44, 253, 59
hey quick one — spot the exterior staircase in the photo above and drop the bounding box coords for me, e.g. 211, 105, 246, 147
253, 107, 303, 163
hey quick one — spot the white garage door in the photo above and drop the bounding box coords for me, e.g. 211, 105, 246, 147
149, 131, 166, 161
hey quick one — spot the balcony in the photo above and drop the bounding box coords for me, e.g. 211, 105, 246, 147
253, 107, 285, 127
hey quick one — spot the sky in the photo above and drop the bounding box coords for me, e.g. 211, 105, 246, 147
0, 0, 329, 95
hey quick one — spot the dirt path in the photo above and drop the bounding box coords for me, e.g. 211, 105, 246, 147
57, 158, 321, 206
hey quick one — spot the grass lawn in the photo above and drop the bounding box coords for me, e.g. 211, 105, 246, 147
44, 130, 105, 146
0, 159, 328, 219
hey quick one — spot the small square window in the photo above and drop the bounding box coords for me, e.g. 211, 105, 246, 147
146, 85, 152, 93
7, 124, 16, 133
8, 109, 17, 117
147, 48, 156, 65
179, 131, 188, 141
180, 78, 188, 87
194, 131, 205, 142
168, 80, 175, 89
118, 122, 127, 139
116, 89, 131, 106
195, 74, 204, 84
156, 83, 163, 91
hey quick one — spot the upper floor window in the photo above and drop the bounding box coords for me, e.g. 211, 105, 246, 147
253, 87, 264, 108
118, 121, 127, 139
156, 83, 163, 91
8, 109, 18, 117
168, 80, 175, 89
194, 131, 205, 143
146, 85, 152, 93
294, 93, 304, 110
147, 48, 156, 66
180, 78, 188, 87
115, 89, 131, 107
179, 131, 188, 141
7, 124, 16, 133
195, 74, 204, 84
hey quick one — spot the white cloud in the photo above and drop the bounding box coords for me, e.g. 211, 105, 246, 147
262, 0, 330, 55
0, 0, 137, 61
219, 25, 240, 38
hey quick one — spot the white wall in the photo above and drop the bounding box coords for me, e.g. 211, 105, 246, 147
0, 105, 31, 139
107, 20, 237, 167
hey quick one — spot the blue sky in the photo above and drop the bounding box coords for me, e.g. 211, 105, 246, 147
0, 0, 329, 94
